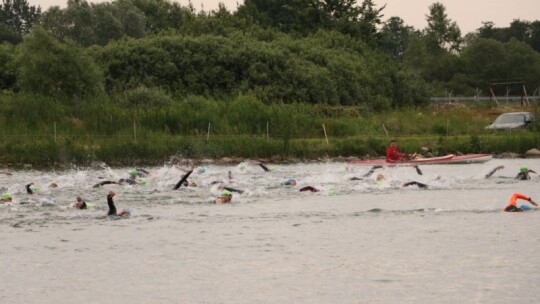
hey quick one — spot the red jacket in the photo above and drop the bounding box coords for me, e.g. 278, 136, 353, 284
386, 145, 403, 162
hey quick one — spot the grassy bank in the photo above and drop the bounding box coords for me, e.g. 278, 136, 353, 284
0, 93, 538, 166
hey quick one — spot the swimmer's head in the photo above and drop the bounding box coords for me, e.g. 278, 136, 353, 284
197, 166, 206, 173
188, 179, 197, 187
139, 178, 147, 185
1, 193, 12, 202
31, 185, 41, 192
129, 169, 138, 177
270, 165, 276, 172
49, 182, 58, 188
520, 166, 528, 172
376, 173, 385, 181
220, 190, 232, 197
284, 179, 297, 186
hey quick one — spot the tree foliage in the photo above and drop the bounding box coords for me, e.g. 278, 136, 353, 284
0, 0, 40, 43
15, 27, 103, 98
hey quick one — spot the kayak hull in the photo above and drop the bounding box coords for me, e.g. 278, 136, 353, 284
351, 154, 493, 166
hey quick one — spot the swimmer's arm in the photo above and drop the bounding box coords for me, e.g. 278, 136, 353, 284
485, 166, 504, 178
528, 197, 537, 206
529, 169, 537, 174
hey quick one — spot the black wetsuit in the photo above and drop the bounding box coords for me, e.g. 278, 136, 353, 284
93, 181, 118, 188
107, 194, 117, 216
299, 186, 319, 192
515, 172, 531, 180
136, 168, 150, 177
402, 181, 428, 189
503, 205, 524, 212
173, 169, 194, 190
259, 163, 270, 172
26, 184, 33, 194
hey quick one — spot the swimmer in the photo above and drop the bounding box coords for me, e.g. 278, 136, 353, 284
282, 179, 297, 186
173, 165, 195, 190
515, 166, 536, 180
106, 191, 129, 217
502, 193, 537, 212
299, 186, 319, 192
349, 165, 383, 180
71, 196, 87, 209
485, 165, 504, 178
228, 170, 235, 184
401, 181, 428, 189
214, 190, 232, 204
259, 163, 270, 172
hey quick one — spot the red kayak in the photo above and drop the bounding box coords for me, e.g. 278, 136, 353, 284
351, 154, 493, 166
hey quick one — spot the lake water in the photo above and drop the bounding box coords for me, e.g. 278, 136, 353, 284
0, 158, 539, 303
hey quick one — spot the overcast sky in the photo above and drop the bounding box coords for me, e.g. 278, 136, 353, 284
29, 0, 540, 34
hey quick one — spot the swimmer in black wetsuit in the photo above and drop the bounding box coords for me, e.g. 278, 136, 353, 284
106, 191, 129, 217
485, 166, 504, 178
515, 166, 536, 180
173, 165, 195, 190
299, 186, 319, 192
401, 181, 428, 189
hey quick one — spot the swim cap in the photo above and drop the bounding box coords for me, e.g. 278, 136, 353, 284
520, 205, 532, 211
270, 165, 276, 172
139, 178, 147, 185
31, 185, 41, 192
129, 169, 138, 177
284, 179, 296, 186
221, 190, 232, 197
197, 166, 206, 173
520, 166, 528, 172
2, 193, 12, 200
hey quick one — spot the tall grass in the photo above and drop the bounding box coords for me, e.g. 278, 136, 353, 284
0, 92, 538, 166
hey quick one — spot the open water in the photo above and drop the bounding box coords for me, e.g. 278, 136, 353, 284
0, 158, 539, 303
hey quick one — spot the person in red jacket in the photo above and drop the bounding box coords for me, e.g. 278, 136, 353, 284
502, 193, 537, 212
386, 140, 414, 162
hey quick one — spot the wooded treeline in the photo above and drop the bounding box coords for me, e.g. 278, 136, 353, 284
1, 0, 540, 109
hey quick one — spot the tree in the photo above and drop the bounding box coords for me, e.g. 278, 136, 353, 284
379, 16, 413, 59
0, 0, 40, 43
15, 27, 103, 98
425, 2, 462, 52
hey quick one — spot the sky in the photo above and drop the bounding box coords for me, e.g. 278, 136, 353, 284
29, 0, 540, 34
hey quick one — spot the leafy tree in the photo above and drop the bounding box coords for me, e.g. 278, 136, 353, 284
0, 0, 40, 43
424, 2, 462, 52
15, 27, 103, 98
379, 16, 413, 60
0, 42, 17, 89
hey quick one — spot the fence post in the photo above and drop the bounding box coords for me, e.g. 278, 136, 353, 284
207, 122, 211, 141
382, 124, 389, 138
322, 124, 329, 145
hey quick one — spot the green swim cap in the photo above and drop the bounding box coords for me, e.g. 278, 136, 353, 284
139, 178, 147, 185
520, 166, 528, 172
2, 193, 12, 200
129, 169, 138, 177
31, 185, 41, 192
221, 190, 232, 197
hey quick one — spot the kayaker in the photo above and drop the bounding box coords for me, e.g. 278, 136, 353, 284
386, 140, 415, 162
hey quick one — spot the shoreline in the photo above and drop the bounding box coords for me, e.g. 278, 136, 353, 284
3, 152, 537, 170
